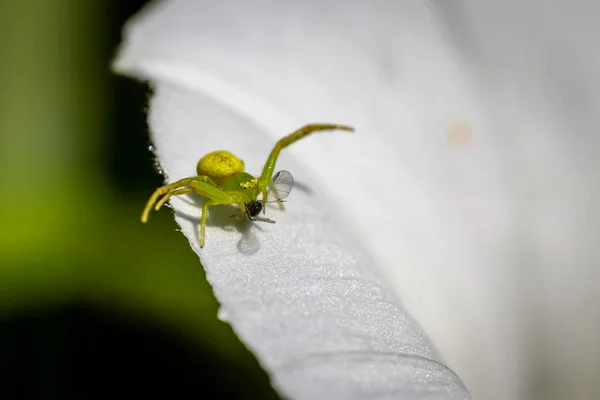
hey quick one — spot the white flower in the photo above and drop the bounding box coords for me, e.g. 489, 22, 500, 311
114, 1, 600, 399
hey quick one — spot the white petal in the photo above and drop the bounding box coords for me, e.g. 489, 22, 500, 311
115, 1, 600, 399
143, 82, 470, 399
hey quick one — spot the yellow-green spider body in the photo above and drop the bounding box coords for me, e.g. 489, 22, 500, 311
141, 123, 354, 247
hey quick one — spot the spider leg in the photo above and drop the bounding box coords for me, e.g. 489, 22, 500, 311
261, 187, 268, 214
189, 180, 238, 248
142, 175, 220, 223
141, 177, 195, 223
259, 123, 354, 185
155, 187, 194, 211
144, 175, 244, 248
200, 200, 217, 248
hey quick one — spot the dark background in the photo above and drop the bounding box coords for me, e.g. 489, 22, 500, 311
0, 1, 279, 398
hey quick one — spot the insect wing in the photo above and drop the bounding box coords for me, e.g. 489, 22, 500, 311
267, 170, 294, 203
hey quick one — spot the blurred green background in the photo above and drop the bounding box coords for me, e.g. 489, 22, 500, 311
0, 1, 278, 398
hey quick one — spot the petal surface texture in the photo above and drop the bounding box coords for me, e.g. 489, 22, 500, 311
115, 1, 600, 399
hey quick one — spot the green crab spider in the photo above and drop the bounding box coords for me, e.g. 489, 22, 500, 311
141, 123, 354, 248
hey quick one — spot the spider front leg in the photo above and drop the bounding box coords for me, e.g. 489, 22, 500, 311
259, 123, 354, 185
141, 177, 196, 223
154, 187, 194, 211
141, 175, 218, 222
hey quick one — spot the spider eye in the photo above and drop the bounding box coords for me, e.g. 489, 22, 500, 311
248, 201, 263, 217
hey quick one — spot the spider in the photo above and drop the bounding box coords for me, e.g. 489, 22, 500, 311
141, 123, 354, 247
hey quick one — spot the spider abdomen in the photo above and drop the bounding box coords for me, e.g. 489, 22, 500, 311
196, 150, 245, 186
